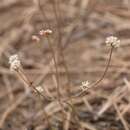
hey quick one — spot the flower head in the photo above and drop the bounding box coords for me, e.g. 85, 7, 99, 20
105, 36, 120, 48
32, 35, 40, 42
39, 29, 52, 36
80, 81, 90, 91
35, 86, 44, 93
9, 54, 21, 72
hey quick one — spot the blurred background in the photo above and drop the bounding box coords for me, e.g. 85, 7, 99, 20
0, 0, 130, 130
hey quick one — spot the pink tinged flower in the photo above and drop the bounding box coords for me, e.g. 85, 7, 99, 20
39, 29, 52, 36
32, 35, 40, 42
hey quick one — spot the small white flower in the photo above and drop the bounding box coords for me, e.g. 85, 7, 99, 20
39, 29, 52, 36
35, 86, 44, 93
80, 81, 90, 91
32, 35, 40, 42
9, 54, 21, 72
105, 36, 120, 48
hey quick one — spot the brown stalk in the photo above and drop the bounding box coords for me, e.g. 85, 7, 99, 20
72, 46, 114, 98
51, 0, 81, 127
50, 0, 72, 97
15, 69, 51, 129
37, 0, 66, 117
46, 37, 65, 112
90, 46, 114, 88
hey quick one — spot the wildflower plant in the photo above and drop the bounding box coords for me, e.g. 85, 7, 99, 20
9, 54, 51, 127
75, 36, 120, 97
9, 24, 120, 129
7, 0, 122, 128
9, 0, 120, 125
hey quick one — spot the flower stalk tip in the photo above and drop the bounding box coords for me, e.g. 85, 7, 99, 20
9, 54, 21, 72
105, 36, 120, 48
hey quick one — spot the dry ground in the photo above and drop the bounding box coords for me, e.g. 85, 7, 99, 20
0, 0, 130, 130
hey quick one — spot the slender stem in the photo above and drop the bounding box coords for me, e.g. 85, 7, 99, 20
71, 46, 114, 98
37, 1, 81, 126
51, 0, 72, 95
37, 0, 65, 113
47, 37, 65, 110
90, 46, 114, 88
36, 94, 51, 129
37, 0, 51, 28
51, 0, 62, 45
51, 1, 81, 127
15, 70, 51, 128
17, 69, 50, 100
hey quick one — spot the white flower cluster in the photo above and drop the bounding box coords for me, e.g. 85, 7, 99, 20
32, 35, 40, 42
80, 81, 90, 91
35, 86, 44, 93
105, 36, 120, 48
39, 29, 52, 36
9, 54, 21, 72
